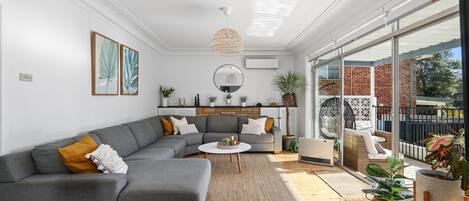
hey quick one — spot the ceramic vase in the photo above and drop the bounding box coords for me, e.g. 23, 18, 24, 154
162, 97, 168, 107
210, 102, 215, 107
226, 99, 231, 106
241, 102, 247, 107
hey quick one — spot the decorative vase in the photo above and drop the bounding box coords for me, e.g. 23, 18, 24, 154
226, 99, 231, 106
415, 169, 463, 201
282, 136, 294, 151
241, 102, 247, 107
210, 102, 215, 107
162, 97, 168, 107
282, 93, 296, 106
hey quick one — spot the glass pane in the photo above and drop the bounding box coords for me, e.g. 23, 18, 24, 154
398, 15, 462, 174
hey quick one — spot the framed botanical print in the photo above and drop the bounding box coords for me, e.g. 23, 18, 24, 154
91, 32, 119, 95
120, 45, 139, 95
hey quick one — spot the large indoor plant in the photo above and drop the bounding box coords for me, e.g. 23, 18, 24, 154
272, 71, 306, 151
415, 129, 468, 201
362, 157, 413, 201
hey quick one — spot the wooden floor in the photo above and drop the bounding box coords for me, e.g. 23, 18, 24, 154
194, 152, 365, 201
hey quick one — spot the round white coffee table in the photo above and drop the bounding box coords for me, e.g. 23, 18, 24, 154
198, 142, 251, 173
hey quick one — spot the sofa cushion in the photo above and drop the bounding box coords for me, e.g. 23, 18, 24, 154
203, 132, 238, 143
207, 115, 238, 133
119, 159, 211, 201
144, 116, 165, 138
58, 135, 99, 173
166, 133, 203, 146
147, 138, 186, 157
124, 147, 175, 161
238, 115, 270, 133
0, 151, 37, 182
32, 136, 78, 174
90, 126, 139, 157
239, 134, 274, 144
186, 116, 207, 133
124, 120, 157, 148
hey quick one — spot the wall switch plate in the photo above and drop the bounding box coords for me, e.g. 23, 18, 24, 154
19, 73, 33, 82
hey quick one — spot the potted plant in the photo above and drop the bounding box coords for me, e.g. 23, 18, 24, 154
415, 129, 468, 201
272, 71, 306, 151
160, 86, 175, 107
226, 93, 232, 106
209, 96, 217, 107
362, 157, 413, 201
240, 96, 248, 107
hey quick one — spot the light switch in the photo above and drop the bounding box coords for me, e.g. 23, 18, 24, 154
19, 73, 32, 82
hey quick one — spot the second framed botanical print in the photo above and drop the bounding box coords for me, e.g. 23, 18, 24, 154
120, 45, 139, 95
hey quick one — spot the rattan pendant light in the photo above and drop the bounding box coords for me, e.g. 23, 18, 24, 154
210, 7, 243, 55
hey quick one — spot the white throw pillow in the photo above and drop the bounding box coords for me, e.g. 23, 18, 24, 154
170, 116, 188, 134
248, 118, 267, 134
178, 124, 199, 135
344, 128, 378, 155
241, 124, 265, 135
85, 144, 128, 174
355, 121, 375, 134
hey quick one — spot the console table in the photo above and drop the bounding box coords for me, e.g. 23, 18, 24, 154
157, 106, 297, 136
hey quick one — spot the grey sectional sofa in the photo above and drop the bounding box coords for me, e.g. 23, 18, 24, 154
0, 115, 281, 201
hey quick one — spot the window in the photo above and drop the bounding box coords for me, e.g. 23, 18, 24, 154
318, 65, 340, 80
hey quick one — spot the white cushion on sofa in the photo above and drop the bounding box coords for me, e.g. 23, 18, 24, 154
170, 116, 188, 134
85, 144, 128, 174
248, 118, 267, 134
178, 124, 199, 135
241, 124, 265, 135
344, 128, 378, 155
355, 120, 375, 134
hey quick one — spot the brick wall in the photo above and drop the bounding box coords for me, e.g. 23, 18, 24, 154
318, 62, 417, 109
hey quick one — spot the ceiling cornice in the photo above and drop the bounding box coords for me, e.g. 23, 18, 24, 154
73, 0, 295, 56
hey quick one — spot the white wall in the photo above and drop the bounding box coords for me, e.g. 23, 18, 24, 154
0, 0, 161, 154
157, 55, 293, 106
293, 53, 312, 138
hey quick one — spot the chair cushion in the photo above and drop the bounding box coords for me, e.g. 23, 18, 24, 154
58, 135, 98, 173
147, 138, 186, 157
144, 116, 165, 138
207, 115, 238, 133
124, 147, 175, 161
186, 116, 207, 133
124, 120, 157, 148
239, 134, 274, 144
119, 159, 211, 201
203, 133, 238, 143
90, 126, 139, 157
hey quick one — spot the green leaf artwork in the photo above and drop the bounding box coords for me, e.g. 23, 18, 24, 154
94, 33, 118, 95
121, 46, 138, 95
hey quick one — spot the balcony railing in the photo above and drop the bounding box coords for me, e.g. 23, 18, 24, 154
375, 106, 464, 161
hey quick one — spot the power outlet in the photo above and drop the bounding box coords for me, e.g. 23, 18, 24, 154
19, 73, 33, 82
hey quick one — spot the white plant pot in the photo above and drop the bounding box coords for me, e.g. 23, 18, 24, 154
241, 102, 247, 107
415, 169, 463, 201
162, 97, 168, 107
226, 99, 231, 105
210, 102, 215, 107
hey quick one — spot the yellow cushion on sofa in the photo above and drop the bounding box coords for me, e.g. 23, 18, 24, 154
160, 118, 174, 136
265, 118, 274, 133
58, 135, 98, 173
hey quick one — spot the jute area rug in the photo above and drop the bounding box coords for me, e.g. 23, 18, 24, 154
193, 153, 296, 201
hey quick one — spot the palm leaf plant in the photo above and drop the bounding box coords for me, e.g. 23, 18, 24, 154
98, 39, 118, 93
362, 157, 413, 201
240, 96, 248, 102
272, 71, 306, 136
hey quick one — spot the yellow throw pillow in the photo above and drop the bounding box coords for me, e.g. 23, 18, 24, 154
160, 118, 174, 136
58, 135, 98, 173
265, 118, 274, 133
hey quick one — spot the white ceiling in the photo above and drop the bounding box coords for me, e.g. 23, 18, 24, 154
111, 0, 416, 54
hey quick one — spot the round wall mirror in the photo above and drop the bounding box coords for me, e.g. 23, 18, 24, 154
213, 64, 243, 93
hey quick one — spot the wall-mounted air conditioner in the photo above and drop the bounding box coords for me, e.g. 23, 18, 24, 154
245, 58, 279, 69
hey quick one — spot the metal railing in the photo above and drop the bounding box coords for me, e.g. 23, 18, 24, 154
375, 106, 464, 161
